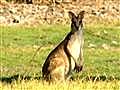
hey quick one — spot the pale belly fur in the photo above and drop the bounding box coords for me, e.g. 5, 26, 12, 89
70, 39, 81, 60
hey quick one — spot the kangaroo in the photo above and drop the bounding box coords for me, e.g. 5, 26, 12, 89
42, 11, 85, 82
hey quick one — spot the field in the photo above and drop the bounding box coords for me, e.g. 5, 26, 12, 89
0, 24, 120, 90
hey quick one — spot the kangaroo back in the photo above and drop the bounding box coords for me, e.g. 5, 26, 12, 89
42, 11, 85, 82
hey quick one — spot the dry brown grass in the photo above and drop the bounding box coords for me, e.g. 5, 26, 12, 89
1, 80, 120, 90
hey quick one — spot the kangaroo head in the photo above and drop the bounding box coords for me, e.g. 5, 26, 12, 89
69, 11, 85, 32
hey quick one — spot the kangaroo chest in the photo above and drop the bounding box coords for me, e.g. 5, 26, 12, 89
67, 30, 83, 60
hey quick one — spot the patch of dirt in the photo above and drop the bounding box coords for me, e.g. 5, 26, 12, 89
0, 0, 120, 26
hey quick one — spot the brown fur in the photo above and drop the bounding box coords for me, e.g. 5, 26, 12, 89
42, 11, 85, 82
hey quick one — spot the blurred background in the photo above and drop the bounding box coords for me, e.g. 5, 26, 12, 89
0, 0, 120, 26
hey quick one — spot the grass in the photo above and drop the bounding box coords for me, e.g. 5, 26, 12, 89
1, 80, 120, 90
0, 24, 120, 89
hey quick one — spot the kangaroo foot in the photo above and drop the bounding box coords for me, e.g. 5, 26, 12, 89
74, 65, 83, 72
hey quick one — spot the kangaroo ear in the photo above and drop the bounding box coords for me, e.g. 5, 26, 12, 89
68, 11, 76, 20
78, 11, 85, 20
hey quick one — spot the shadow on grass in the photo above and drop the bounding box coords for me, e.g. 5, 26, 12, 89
84, 75, 120, 81
0, 74, 42, 84
71, 75, 120, 82
0, 74, 120, 84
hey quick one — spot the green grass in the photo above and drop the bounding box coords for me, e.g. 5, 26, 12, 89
0, 24, 120, 89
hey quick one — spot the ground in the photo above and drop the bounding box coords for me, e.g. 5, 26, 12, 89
0, 24, 120, 89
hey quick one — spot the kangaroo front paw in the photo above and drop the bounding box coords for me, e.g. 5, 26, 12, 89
74, 65, 83, 72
